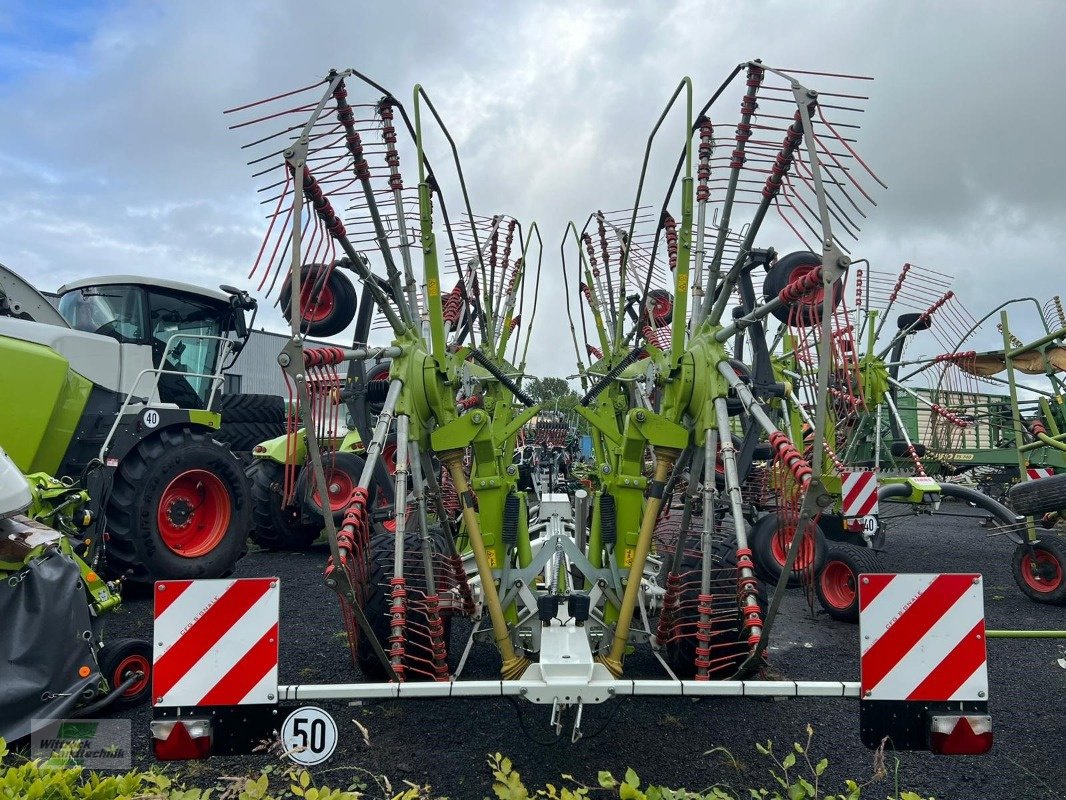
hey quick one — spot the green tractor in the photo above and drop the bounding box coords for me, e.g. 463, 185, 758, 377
0, 264, 256, 582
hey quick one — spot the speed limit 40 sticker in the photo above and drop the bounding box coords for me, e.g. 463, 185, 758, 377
281, 706, 338, 766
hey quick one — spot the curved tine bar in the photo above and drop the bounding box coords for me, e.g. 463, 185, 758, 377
378, 99, 420, 318
407, 441, 438, 599
667, 446, 704, 575
699, 64, 760, 323
560, 221, 592, 390
619, 77, 693, 346
357, 379, 404, 489
390, 415, 411, 673
516, 222, 543, 371
713, 399, 762, 645
579, 214, 618, 339
573, 219, 614, 356
580, 212, 618, 335
412, 85, 490, 356
343, 68, 468, 289
330, 81, 414, 327
694, 427, 717, 680
498, 217, 533, 358
285, 72, 349, 342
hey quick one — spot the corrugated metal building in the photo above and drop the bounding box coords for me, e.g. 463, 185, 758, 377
225, 328, 347, 396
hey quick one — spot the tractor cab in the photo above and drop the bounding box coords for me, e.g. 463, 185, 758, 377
56, 277, 254, 409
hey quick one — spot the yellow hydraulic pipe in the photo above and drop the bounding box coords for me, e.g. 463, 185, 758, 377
440, 450, 529, 680
599, 451, 678, 676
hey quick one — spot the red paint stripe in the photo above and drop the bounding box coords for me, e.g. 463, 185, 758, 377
858, 573, 894, 611
153, 580, 273, 700
153, 580, 193, 618
861, 574, 975, 692
906, 619, 986, 701
196, 622, 279, 706
842, 476, 869, 511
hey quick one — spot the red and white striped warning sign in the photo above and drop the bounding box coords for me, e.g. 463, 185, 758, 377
153, 578, 280, 707
842, 471, 878, 518
1027, 467, 1054, 480
859, 573, 987, 702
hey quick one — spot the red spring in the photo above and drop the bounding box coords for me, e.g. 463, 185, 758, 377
295, 166, 347, 239
333, 81, 370, 180
693, 593, 714, 679
582, 232, 597, 270
450, 552, 475, 615
442, 286, 464, 325
762, 112, 805, 200
597, 218, 611, 269
919, 291, 953, 326
931, 402, 969, 429
581, 282, 594, 306
586, 344, 603, 360
458, 395, 482, 409
1031, 419, 1048, 436
888, 264, 911, 303
503, 219, 516, 269
768, 431, 813, 484
303, 346, 346, 367
663, 214, 678, 271
509, 315, 520, 332
907, 444, 926, 477
778, 267, 823, 304
655, 571, 682, 644
935, 350, 976, 363
422, 594, 450, 680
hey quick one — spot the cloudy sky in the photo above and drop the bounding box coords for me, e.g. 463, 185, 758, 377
1, 0, 1064, 383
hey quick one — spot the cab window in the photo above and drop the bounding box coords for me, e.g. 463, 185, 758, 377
58, 286, 147, 342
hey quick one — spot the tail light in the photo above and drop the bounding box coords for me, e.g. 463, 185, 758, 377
151, 719, 213, 760
929, 714, 993, 755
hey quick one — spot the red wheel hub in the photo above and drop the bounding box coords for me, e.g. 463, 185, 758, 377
301, 280, 335, 323
770, 521, 816, 572
312, 466, 356, 512
113, 654, 150, 697
381, 443, 397, 474
819, 561, 856, 609
157, 469, 231, 557
1020, 548, 1064, 593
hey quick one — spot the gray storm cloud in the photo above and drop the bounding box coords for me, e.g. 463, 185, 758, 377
0, 0, 1063, 380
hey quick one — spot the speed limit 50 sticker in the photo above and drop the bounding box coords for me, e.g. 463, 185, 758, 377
281, 706, 338, 766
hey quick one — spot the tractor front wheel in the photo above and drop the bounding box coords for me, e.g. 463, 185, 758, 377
106, 427, 250, 582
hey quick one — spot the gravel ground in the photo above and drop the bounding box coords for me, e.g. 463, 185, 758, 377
106, 508, 1066, 800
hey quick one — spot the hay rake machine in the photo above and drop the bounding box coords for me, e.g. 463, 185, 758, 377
149, 64, 995, 760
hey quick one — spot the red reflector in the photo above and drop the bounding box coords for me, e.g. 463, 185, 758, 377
929, 715, 993, 755
151, 719, 213, 760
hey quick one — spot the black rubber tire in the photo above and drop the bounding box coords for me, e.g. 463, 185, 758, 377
357, 527, 451, 680
1009, 473, 1066, 517
889, 441, 927, 459
96, 637, 153, 709
897, 312, 932, 332
815, 544, 884, 623
218, 393, 286, 424
280, 263, 358, 337
105, 427, 250, 582
247, 459, 321, 551
297, 451, 370, 526
762, 250, 843, 326
665, 534, 767, 678
748, 511, 828, 587
1011, 536, 1066, 605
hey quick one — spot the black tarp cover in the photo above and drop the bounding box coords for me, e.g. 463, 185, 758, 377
0, 548, 104, 742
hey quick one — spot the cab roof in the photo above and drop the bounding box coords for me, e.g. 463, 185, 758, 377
57, 275, 231, 305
